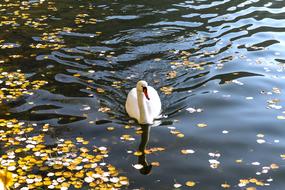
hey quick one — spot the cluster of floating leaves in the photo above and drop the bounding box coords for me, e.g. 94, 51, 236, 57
0, 0, 101, 54
0, 69, 128, 189
159, 48, 211, 94
111, 81, 122, 89
30, 42, 65, 51
74, 13, 97, 26
132, 147, 165, 157
0, 119, 129, 189
169, 50, 207, 70
186, 107, 203, 113
208, 152, 221, 169
166, 126, 184, 138
166, 71, 177, 79
173, 180, 196, 189
160, 86, 173, 95
159, 47, 221, 95
98, 106, 111, 113
0, 1, 52, 31
0, 69, 47, 103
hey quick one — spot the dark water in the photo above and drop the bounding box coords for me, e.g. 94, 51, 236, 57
1, 0, 285, 189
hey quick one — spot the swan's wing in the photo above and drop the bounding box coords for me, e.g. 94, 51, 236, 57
125, 88, 140, 121
147, 86, 162, 118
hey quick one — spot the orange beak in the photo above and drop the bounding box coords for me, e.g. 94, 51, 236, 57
143, 87, 150, 100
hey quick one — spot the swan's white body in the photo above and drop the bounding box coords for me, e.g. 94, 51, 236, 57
0, 181, 5, 190
125, 81, 161, 124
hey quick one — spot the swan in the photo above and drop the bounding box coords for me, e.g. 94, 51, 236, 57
125, 80, 161, 125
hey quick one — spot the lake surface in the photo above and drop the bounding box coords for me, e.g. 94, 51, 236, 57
1, 0, 285, 189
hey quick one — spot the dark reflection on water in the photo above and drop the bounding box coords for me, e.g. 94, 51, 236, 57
2, 0, 285, 189
138, 125, 152, 175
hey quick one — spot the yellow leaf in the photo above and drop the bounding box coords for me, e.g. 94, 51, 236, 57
221, 182, 230, 188
151, 162, 160, 166
107, 127, 115, 131
166, 71, 177, 79
181, 149, 195, 154
177, 133, 184, 138
270, 163, 279, 169
133, 151, 143, 156
277, 115, 285, 120
160, 86, 173, 95
235, 159, 243, 163
246, 187, 256, 190
185, 181, 196, 187
98, 107, 111, 113
197, 123, 207, 128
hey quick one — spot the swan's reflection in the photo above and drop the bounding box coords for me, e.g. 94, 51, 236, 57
136, 120, 171, 175
138, 125, 152, 175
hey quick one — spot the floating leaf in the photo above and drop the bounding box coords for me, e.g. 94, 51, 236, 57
132, 164, 143, 170
174, 183, 182, 188
166, 71, 177, 79
270, 163, 279, 169
133, 151, 143, 156
177, 133, 184, 138
272, 87, 281, 94
246, 187, 257, 190
120, 134, 135, 141
96, 88, 105, 93
186, 107, 196, 113
251, 162, 260, 166
107, 127, 115, 131
151, 162, 160, 167
197, 123, 207, 128
181, 149, 195, 154
160, 86, 173, 95
235, 159, 243, 163
185, 181, 196, 187
98, 107, 111, 113
277, 116, 285, 120
221, 182, 230, 188
256, 139, 265, 144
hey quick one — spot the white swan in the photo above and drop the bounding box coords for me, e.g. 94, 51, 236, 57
125, 81, 161, 124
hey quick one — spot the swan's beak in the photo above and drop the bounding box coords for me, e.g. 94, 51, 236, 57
143, 87, 150, 100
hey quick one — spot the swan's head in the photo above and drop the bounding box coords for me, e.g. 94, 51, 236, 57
136, 80, 150, 100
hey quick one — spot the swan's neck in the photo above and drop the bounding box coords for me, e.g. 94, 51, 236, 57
137, 90, 151, 124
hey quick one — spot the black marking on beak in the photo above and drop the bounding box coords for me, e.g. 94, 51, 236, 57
143, 87, 150, 100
